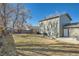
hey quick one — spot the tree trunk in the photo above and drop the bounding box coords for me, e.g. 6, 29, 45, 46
0, 31, 16, 56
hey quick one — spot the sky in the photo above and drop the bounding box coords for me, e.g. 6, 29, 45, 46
25, 3, 79, 26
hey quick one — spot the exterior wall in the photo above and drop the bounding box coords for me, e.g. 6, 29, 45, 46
60, 15, 71, 37
69, 28, 79, 39
39, 17, 60, 38
47, 18, 60, 38
40, 20, 48, 33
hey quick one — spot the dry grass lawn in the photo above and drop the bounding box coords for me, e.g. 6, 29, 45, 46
13, 34, 59, 44
13, 34, 79, 56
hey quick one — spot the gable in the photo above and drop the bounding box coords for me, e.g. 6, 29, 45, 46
39, 13, 72, 22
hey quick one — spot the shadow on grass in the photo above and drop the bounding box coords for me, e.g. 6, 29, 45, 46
16, 50, 49, 56
16, 43, 79, 56
16, 50, 51, 56
16, 43, 79, 48
16, 51, 27, 56
17, 47, 79, 54
30, 50, 50, 56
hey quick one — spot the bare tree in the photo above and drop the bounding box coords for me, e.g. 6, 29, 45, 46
13, 4, 31, 33
0, 3, 32, 55
0, 3, 15, 33
12, 4, 19, 31
0, 3, 16, 56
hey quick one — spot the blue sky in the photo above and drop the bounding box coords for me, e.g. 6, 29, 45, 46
25, 3, 79, 26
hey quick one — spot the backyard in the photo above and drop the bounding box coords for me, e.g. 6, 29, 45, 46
13, 34, 79, 56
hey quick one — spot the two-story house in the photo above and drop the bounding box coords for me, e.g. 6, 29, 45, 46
39, 13, 79, 39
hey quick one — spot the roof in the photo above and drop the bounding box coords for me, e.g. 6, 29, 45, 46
64, 22, 79, 28
39, 13, 72, 22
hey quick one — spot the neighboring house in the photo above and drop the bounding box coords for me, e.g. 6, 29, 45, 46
39, 13, 79, 38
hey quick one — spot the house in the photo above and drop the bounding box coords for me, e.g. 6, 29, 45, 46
39, 13, 79, 39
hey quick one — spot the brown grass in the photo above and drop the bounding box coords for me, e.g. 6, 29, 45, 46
13, 34, 62, 45
13, 34, 79, 56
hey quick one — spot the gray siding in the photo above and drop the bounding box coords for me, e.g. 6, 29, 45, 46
60, 15, 71, 37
